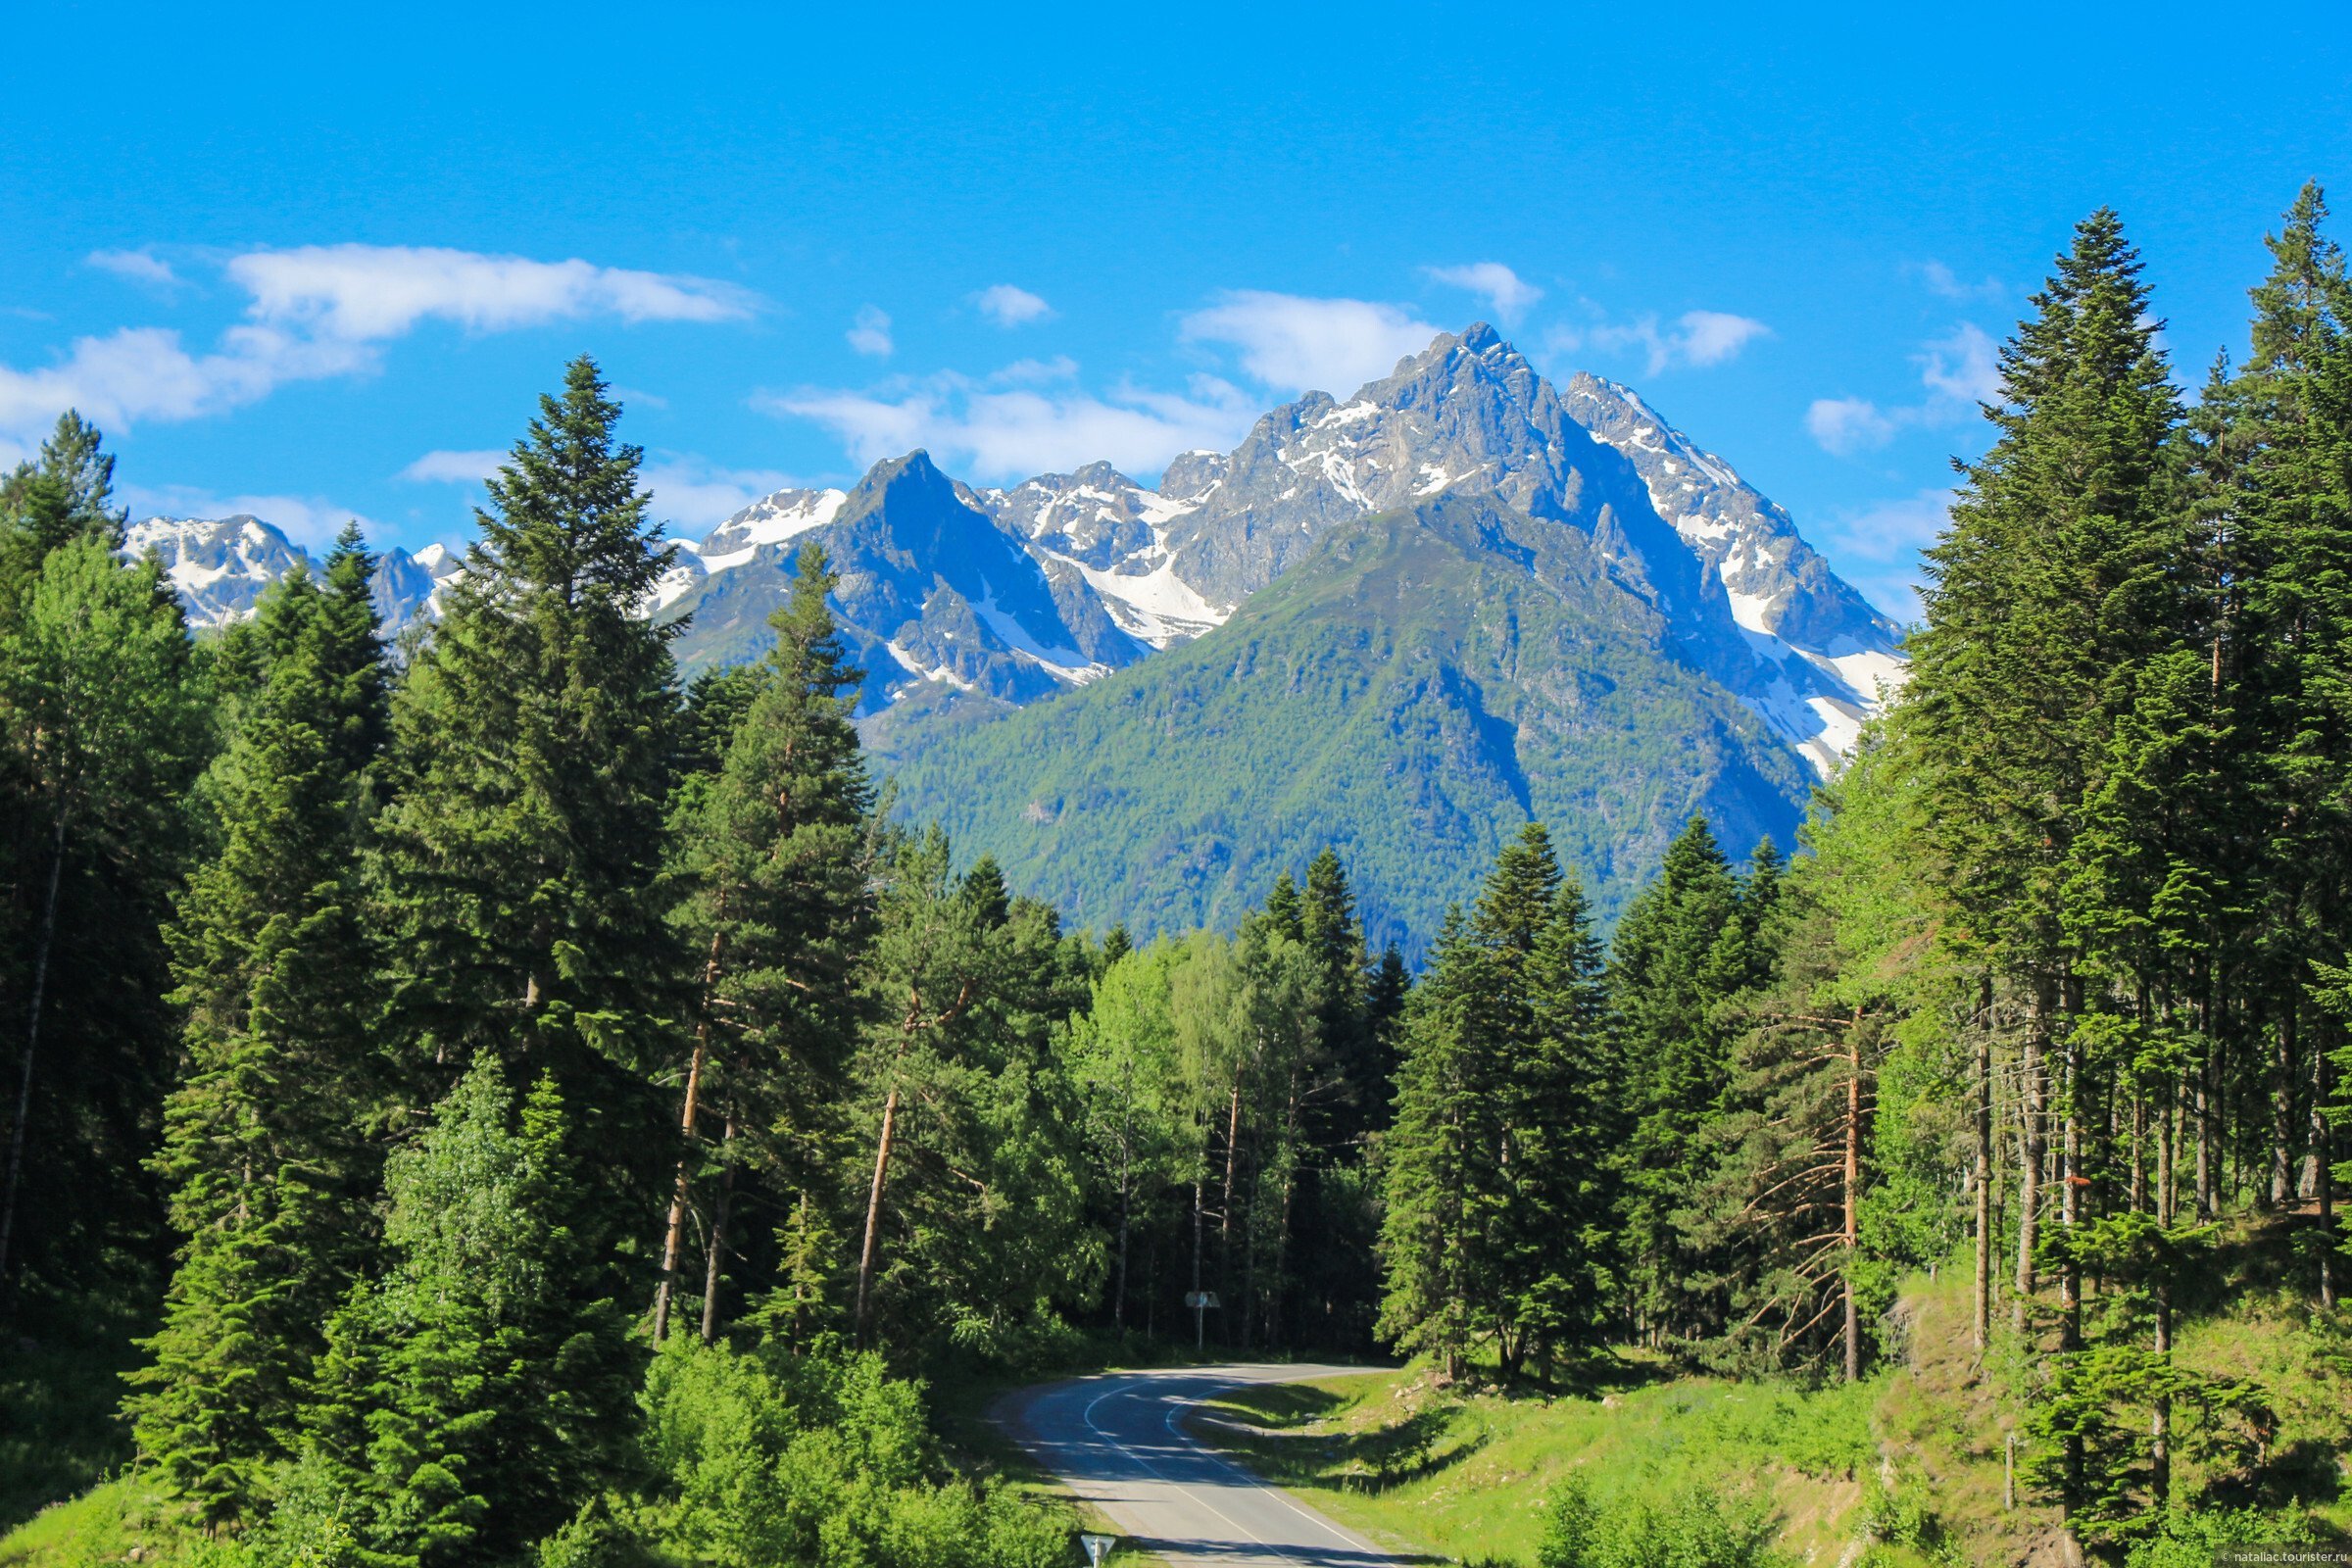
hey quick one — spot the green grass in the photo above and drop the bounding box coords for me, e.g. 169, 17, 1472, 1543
0, 1286, 152, 1537
1185, 1244, 2352, 1567
1187, 1363, 1892, 1567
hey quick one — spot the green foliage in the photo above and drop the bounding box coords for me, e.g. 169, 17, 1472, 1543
1537, 1477, 1790, 1568
368, 353, 682, 1189
301, 1056, 639, 1566
637, 1336, 1068, 1568
124, 540, 393, 1524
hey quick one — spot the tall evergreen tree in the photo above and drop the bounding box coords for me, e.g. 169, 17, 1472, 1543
123, 548, 392, 1523
305, 1056, 637, 1566
369, 354, 682, 1218
660, 544, 874, 1342
1608, 815, 1756, 1345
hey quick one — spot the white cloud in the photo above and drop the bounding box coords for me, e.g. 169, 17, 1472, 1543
122, 482, 377, 550
2, 243, 756, 450
399, 448, 507, 484
227, 244, 755, 340
1805, 396, 1902, 456
1918, 261, 2004, 303
972, 284, 1053, 327
639, 457, 802, 531
0, 323, 370, 442
88, 249, 180, 290
847, 306, 894, 358
1551, 310, 1773, 376
1806, 323, 2002, 457
1811, 487, 1956, 620
1919, 322, 2001, 404
763, 368, 1256, 480
1180, 291, 1439, 396
1423, 263, 1543, 324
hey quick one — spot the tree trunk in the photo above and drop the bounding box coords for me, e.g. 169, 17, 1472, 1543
2060, 975, 2084, 1538
1192, 1165, 1206, 1349
1973, 974, 1994, 1357
854, 1080, 901, 1341
655, 925, 727, 1342
1218, 1082, 1241, 1299
0, 809, 67, 1286
2015, 975, 2050, 1333
2273, 1005, 2297, 1208
2318, 1027, 2337, 1309
1113, 1101, 1133, 1330
1844, 1010, 1864, 1383
699, 1109, 737, 1344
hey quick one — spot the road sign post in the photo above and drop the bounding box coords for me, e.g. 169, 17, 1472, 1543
1183, 1290, 1219, 1349
1080, 1533, 1116, 1568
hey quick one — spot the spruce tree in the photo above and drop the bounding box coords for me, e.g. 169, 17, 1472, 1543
123, 551, 390, 1523
369, 354, 682, 1216
305, 1056, 635, 1565
1608, 815, 1751, 1345
660, 543, 873, 1341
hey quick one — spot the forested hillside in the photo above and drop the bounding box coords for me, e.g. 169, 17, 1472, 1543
3, 193, 2350, 1568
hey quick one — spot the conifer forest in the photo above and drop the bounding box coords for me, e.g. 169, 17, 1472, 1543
4, 197, 2351, 1568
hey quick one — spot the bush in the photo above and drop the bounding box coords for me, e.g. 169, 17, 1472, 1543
638, 1335, 1068, 1568
1537, 1477, 1790, 1568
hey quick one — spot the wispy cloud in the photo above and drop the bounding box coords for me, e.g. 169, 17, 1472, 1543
1810, 487, 1955, 620
1180, 291, 1439, 396
122, 482, 377, 551
638, 457, 802, 531
227, 244, 755, 339
972, 284, 1053, 327
1916, 260, 2004, 303
762, 365, 1257, 480
1, 243, 757, 450
398, 449, 507, 484
846, 305, 894, 358
1549, 309, 1773, 375
88, 249, 180, 291
1423, 262, 1543, 324
1806, 323, 1999, 456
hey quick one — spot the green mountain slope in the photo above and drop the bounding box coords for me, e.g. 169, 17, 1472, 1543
875, 493, 1812, 952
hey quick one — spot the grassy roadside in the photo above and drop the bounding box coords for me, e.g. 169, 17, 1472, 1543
1178, 1253, 2352, 1568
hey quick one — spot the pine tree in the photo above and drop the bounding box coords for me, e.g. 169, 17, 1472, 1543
660, 543, 874, 1342
369, 354, 682, 1223
123, 550, 391, 1523
1608, 815, 1753, 1345
2231, 183, 2352, 1299
305, 1056, 636, 1565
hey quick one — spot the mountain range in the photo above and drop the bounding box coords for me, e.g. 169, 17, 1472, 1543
125, 325, 1906, 950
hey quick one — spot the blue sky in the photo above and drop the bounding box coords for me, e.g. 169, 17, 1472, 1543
4, 4, 2347, 617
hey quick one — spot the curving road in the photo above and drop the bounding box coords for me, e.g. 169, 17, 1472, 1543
996, 1365, 1404, 1568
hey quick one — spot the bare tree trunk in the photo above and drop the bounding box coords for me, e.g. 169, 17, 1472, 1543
2319, 1029, 2337, 1309
1974, 975, 1994, 1357
2273, 1005, 2296, 1208
1191, 1167, 1205, 1349
0, 810, 66, 1287
1218, 1083, 1241, 1299
2196, 1024, 2216, 1220
655, 925, 727, 1342
700, 1109, 737, 1344
1113, 1098, 1132, 1330
1844, 1011, 1864, 1384
2016, 976, 2050, 1333
2060, 974, 2084, 1549
854, 1081, 901, 1340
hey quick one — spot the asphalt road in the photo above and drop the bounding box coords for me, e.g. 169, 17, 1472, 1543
996, 1364, 1405, 1568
